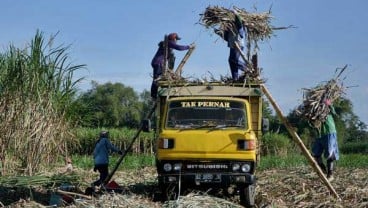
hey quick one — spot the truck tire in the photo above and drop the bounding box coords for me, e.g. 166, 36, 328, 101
239, 184, 256, 207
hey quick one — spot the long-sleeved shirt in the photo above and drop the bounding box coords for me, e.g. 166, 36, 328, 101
224, 14, 246, 49
319, 106, 337, 137
93, 137, 120, 165
151, 40, 190, 67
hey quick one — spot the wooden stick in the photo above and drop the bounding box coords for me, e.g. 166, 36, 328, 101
234, 42, 254, 73
56, 190, 92, 200
260, 84, 341, 200
162, 35, 169, 77
175, 46, 195, 77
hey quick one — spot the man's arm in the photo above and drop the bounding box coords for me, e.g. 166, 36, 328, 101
168, 40, 190, 51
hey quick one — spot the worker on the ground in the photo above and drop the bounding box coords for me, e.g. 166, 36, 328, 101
150, 33, 194, 99
215, 10, 248, 81
312, 99, 340, 181
92, 131, 123, 189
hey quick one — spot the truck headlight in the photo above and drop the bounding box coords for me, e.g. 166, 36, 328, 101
163, 163, 172, 172
241, 164, 251, 172
173, 163, 182, 171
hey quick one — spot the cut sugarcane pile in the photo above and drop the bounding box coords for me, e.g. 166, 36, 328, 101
0, 173, 81, 188
295, 65, 347, 129
2, 166, 368, 207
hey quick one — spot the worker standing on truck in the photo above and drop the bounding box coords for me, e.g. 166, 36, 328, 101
150, 33, 194, 99
312, 99, 339, 181
215, 10, 248, 81
92, 131, 123, 189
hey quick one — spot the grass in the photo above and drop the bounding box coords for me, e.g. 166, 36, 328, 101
258, 153, 368, 170
71, 154, 155, 171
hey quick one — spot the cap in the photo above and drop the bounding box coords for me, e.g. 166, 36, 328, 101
100, 131, 109, 138
168, 33, 181, 40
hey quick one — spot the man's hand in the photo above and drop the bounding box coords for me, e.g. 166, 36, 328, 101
118, 150, 124, 155
189, 43, 196, 49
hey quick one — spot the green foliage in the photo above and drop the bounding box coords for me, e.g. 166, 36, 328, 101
337, 154, 368, 168
261, 133, 292, 156
71, 154, 155, 170
339, 142, 368, 154
74, 81, 145, 128
69, 127, 154, 155
258, 153, 368, 170
258, 154, 308, 170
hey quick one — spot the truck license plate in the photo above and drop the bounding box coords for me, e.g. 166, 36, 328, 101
195, 173, 221, 183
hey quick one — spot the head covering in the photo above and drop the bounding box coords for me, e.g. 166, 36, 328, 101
168, 33, 181, 40
100, 131, 109, 138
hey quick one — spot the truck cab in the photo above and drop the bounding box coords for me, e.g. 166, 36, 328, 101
152, 81, 263, 207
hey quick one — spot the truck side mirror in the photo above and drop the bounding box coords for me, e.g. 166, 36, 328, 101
142, 119, 151, 132
261, 118, 269, 132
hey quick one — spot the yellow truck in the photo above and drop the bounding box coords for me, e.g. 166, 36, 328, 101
147, 81, 266, 207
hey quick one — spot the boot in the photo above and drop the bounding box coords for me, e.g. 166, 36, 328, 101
327, 160, 334, 181
315, 157, 326, 173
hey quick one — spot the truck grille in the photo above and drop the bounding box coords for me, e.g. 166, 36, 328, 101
183, 162, 230, 172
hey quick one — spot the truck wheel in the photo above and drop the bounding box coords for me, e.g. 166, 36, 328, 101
239, 184, 256, 207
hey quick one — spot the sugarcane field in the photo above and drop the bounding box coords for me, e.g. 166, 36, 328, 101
1, 1, 368, 208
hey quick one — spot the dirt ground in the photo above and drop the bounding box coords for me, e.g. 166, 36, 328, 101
1, 166, 367, 207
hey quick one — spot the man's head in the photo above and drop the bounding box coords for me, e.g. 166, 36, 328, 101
100, 131, 109, 138
168, 33, 181, 41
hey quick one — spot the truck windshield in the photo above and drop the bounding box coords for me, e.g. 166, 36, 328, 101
165, 100, 247, 129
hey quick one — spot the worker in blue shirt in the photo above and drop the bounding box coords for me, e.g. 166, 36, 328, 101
92, 131, 123, 187
216, 11, 248, 81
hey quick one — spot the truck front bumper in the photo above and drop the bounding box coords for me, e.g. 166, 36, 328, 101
159, 172, 255, 187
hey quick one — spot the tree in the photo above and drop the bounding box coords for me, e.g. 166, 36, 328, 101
75, 81, 142, 128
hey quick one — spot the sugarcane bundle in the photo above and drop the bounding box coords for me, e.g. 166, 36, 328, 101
0, 172, 81, 188
295, 66, 347, 129
199, 6, 275, 43
199, 6, 291, 81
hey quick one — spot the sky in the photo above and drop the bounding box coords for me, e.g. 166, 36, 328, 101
1, 0, 367, 125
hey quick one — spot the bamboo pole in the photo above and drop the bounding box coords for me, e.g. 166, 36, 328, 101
175, 46, 195, 77
260, 84, 341, 200
234, 42, 254, 73
162, 35, 169, 77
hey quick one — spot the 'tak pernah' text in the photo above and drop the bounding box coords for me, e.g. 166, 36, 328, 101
180, 101, 230, 108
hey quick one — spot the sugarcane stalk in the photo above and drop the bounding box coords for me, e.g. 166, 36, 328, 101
175, 46, 195, 77
234, 42, 254, 73
56, 190, 92, 200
